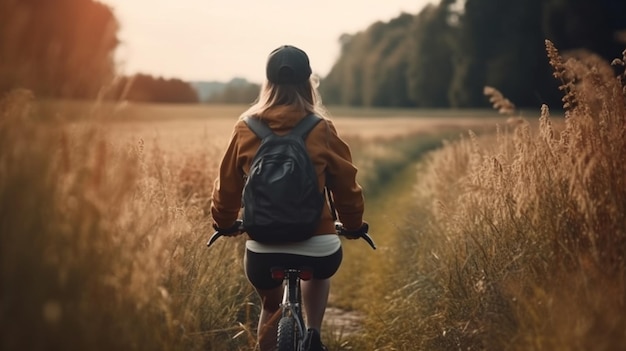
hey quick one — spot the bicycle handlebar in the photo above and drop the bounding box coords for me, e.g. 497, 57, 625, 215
334, 222, 376, 250
206, 222, 376, 250
345, 231, 377, 249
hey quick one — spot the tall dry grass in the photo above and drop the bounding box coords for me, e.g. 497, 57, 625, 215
360, 42, 626, 350
1, 92, 458, 351
0, 90, 257, 350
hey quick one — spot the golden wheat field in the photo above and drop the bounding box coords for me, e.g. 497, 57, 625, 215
2, 43, 625, 351
355, 44, 626, 351
1, 90, 507, 351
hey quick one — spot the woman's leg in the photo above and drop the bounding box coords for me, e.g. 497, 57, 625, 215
256, 286, 283, 351
301, 278, 331, 331
301, 247, 341, 332
245, 250, 284, 351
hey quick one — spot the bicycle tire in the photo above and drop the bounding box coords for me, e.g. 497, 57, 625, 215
277, 316, 298, 351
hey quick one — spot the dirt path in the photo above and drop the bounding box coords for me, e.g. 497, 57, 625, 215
324, 306, 366, 336
323, 160, 423, 347
321, 119, 500, 346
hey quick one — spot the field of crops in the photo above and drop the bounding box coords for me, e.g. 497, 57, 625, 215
351, 47, 626, 350
2, 91, 508, 351
2, 45, 624, 351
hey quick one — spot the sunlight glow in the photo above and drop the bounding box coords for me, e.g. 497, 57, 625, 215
101, 0, 434, 82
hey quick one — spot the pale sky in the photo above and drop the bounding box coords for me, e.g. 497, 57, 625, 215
102, 0, 434, 83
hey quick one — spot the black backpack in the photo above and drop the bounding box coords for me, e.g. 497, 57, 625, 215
241, 114, 324, 243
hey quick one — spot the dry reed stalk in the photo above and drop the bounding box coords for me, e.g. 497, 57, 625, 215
483, 86, 517, 116
0, 89, 257, 351
377, 42, 626, 350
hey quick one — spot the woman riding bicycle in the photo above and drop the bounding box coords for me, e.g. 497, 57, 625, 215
210, 45, 367, 351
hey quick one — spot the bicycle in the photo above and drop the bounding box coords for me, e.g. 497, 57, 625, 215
207, 222, 376, 351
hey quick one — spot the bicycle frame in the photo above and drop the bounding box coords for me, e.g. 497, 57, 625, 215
207, 221, 376, 351
273, 267, 311, 351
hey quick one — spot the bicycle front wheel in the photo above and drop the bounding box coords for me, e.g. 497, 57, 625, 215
277, 316, 298, 351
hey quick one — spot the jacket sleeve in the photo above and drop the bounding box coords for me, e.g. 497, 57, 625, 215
324, 120, 364, 231
210, 126, 245, 228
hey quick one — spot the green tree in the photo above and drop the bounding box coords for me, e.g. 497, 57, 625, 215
112, 74, 199, 103
448, 0, 506, 107
362, 14, 414, 107
0, 0, 119, 98
322, 14, 414, 107
448, 0, 560, 108
408, 1, 456, 107
323, 0, 626, 108
543, 0, 625, 61
207, 78, 260, 104
483, 0, 554, 107
322, 33, 366, 106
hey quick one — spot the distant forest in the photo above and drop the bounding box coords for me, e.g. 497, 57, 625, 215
0, 0, 199, 103
0, 0, 119, 99
1, 0, 625, 107
321, 0, 626, 108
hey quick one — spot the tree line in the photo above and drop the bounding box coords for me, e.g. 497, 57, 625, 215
203, 78, 260, 104
320, 0, 626, 108
0, 0, 118, 99
2, 0, 624, 107
108, 74, 199, 103
0, 0, 198, 103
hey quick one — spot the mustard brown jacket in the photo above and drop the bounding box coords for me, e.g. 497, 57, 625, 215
210, 105, 364, 236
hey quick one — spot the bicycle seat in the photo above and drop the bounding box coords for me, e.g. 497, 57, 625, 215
270, 266, 313, 281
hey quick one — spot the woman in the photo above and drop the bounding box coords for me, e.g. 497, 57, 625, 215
210, 45, 367, 351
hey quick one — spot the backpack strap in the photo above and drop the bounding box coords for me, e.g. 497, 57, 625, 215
243, 116, 274, 139
290, 114, 322, 139
245, 114, 322, 140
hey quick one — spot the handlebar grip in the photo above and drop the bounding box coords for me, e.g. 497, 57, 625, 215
335, 222, 376, 250
360, 233, 377, 250
208, 221, 376, 250
207, 220, 244, 247
207, 231, 223, 247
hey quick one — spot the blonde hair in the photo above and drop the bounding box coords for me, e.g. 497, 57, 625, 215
240, 74, 330, 119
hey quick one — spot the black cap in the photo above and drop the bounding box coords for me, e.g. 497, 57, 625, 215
266, 45, 312, 85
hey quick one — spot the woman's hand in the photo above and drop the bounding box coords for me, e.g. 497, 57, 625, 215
212, 220, 244, 236
341, 222, 369, 240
